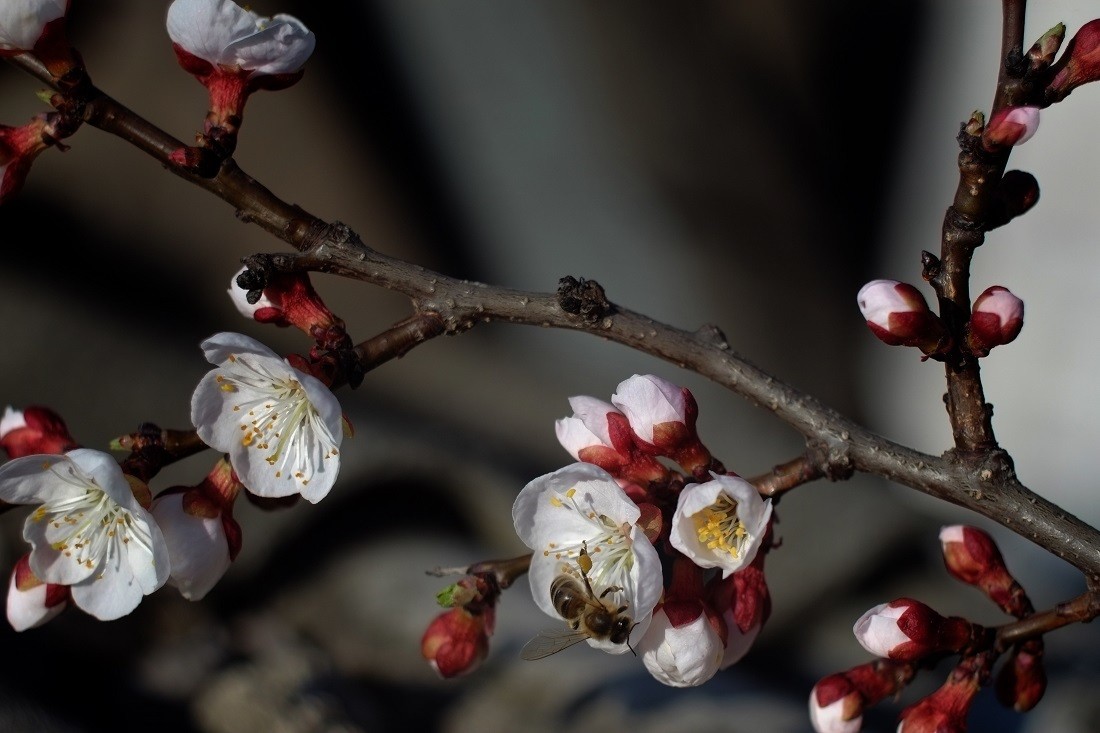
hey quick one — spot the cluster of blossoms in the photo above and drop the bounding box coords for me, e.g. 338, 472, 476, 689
809, 525, 1045, 732
0, 267, 347, 627
423, 374, 775, 688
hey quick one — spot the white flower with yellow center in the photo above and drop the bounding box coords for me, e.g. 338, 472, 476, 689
512, 462, 662, 653
0, 449, 169, 621
670, 473, 772, 578
191, 332, 342, 503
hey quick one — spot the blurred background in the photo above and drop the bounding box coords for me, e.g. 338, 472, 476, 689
0, 1, 1098, 731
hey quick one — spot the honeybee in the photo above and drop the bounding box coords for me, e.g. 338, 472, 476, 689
520, 541, 636, 660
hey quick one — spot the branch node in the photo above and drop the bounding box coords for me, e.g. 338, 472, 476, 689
557, 276, 612, 325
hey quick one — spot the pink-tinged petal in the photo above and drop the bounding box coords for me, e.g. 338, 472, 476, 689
566, 396, 619, 446
611, 374, 686, 442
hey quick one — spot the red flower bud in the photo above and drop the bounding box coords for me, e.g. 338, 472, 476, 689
0, 405, 79, 458
857, 280, 951, 357
421, 605, 495, 678
898, 653, 991, 733
995, 639, 1046, 712
982, 107, 1040, 149
810, 660, 917, 733
966, 286, 1023, 357
939, 525, 1032, 617
853, 598, 981, 662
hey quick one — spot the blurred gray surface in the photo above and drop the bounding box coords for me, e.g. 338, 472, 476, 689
0, 1, 1097, 732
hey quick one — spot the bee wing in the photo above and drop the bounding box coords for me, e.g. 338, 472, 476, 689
520, 628, 590, 661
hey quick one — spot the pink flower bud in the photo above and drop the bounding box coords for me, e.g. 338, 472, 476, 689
983, 106, 1040, 148
898, 654, 990, 733
856, 280, 950, 356
639, 602, 724, 687
810, 660, 917, 733
810, 674, 864, 733
1047, 19, 1100, 102
853, 598, 978, 662
611, 374, 694, 447
421, 605, 495, 678
7, 553, 69, 631
995, 640, 1046, 712
0, 405, 79, 458
939, 525, 1031, 617
966, 286, 1023, 357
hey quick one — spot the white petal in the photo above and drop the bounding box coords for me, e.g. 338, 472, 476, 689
0, 0, 67, 51
720, 621, 761, 668
566, 396, 619, 446
0, 453, 87, 505
199, 330, 281, 365
223, 13, 314, 74
554, 416, 602, 460
512, 462, 627, 547
853, 603, 910, 657
810, 695, 862, 733
611, 374, 685, 442
69, 552, 145, 621
639, 609, 723, 687
151, 494, 230, 600
0, 405, 27, 438
166, 0, 258, 66
6, 572, 64, 631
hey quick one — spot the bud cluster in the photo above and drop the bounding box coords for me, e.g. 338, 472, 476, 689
857, 280, 1024, 359
810, 526, 1048, 732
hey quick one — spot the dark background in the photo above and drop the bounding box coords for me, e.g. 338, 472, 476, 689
0, 2, 1098, 731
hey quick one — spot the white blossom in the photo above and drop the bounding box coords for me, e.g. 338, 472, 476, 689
554, 396, 620, 459
512, 462, 662, 653
669, 473, 772, 577
0, 449, 169, 621
191, 332, 342, 503
166, 0, 315, 75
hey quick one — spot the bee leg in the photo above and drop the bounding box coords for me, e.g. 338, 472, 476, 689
598, 586, 624, 599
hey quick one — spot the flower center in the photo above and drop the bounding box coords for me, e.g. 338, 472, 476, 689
33, 463, 152, 575
542, 486, 636, 605
217, 354, 338, 485
693, 494, 748, 557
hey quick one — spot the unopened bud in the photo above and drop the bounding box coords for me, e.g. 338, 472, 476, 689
856, 280, 950, 357
898, 653, 991, 733
421, 605, 495, 678
966, 286, 1024, 358
1047, 19, 1100, 102
809, 660, 917, 733
983, 106, 1040, 149
0, 405, 78, 458
939, 525, 1031, 616
995, 639, 1046, 712
853, 598, 979, 662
